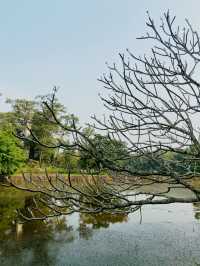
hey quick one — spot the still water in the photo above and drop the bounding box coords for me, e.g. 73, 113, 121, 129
0, 187, 200, 266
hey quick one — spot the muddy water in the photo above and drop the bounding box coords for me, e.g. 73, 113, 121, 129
0, 187, 200, 266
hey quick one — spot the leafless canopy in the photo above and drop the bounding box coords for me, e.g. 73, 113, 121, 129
7, 11, 200, 220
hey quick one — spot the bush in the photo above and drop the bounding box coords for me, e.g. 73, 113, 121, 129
0, 131, 26, 176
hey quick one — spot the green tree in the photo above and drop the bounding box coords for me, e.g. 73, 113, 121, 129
0, 131, 25, 178
54, 149, 79, 172
78, 134, 129, 172
6, 91, 78, 167
6, 98, 36, 136
29, 93, 77, 166
0, 112, 15, 133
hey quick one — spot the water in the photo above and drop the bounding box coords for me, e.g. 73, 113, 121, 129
0, 187, 200, 266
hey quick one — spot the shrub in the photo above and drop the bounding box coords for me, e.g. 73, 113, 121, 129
0, 131, 26, 176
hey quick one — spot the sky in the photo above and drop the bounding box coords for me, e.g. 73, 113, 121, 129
0, 0, 200, 124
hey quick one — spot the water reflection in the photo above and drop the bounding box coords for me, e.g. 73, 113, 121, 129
15, 207, 128, 242
0, 188, 128, 242
80, 212, 128, 229
193, 202, 200, 220
0, 190, 129, 265
1, 187, 200, 266
0, 187, 200, 241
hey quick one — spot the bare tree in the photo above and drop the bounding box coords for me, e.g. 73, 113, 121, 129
6, 11, 200, 220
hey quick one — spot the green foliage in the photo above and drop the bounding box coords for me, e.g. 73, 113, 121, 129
0, 112, 15, 133
126, 155, 163, 174
54, 150, 79, 172
5, 93, 78, 167
79, 134, 129, 171
0, 95, 197, 176
0, 131, 26, 176
126, 151, 191, 175
5, 98, 36, 137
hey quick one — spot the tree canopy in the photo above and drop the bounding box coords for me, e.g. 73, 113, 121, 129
0, 131, 25, 177
1, 90, 78, 168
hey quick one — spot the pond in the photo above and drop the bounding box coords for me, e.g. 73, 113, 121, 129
0, 187, 200, 266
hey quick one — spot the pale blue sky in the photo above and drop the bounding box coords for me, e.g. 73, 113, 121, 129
0, 0, 200, 123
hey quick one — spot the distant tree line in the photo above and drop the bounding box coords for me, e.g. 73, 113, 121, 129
0, 91, 198, 178
0, 93, 133, 176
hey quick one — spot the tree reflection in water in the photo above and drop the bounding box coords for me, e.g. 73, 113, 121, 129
78, 212, 128, 240
0, 190, 129, 265
0, 190, 129, 244
1, 188, 200, 265
193, 202, 200, 220
80, 212, 128, 229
